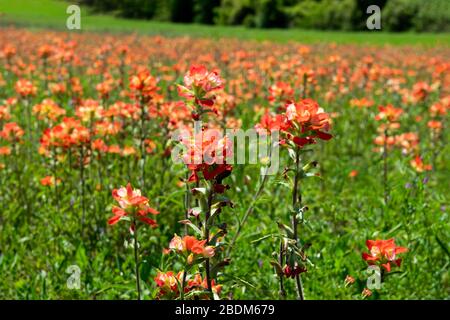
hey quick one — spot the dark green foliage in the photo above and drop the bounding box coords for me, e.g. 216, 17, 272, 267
76, 0, 450, 32
170, 0, 194, 23
284, 0, 356, 30
413, 0, 450, 32
119, 0, 158, 19
194, 0, 221, 24
255, 0, 288, 28
215, 0, 256, 26
383, 0, 450, 32
382, 0, 419, 32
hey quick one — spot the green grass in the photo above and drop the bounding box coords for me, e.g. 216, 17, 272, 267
0, 0, 449, 302
1, 0, 449, 46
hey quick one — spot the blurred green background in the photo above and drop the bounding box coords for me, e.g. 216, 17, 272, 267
76, 0, 450, 32
0, 0, 449, 45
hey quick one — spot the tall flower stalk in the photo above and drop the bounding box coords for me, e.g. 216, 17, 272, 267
132, 215, 141, 299
374, 104, 403, 205
171, 65, 231, 299
129, 69, 160, 190
291, 145, 305, 300
51, 145, 60, 210
256, 98, 333, 300
108, 183, 159, 300
14, 79, 36, 157
79, 144, 87, 230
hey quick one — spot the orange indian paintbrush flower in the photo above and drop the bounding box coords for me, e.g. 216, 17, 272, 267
129, 68, 160, 102
0, 122, 24, 141
154, 271, 222, 299
177, 64, 224, 115
178, 128, 233, 183
286, 99, 331, 132
109, 183, 159, 226
374, 104, 403, 123
274, 98, 333, 147
154, 271, 181, 297
362, 238, 408, 272
40, 175, 61, 186
410, 155, 432, 172
14, 79, 37, 97
169, 234, 215, 258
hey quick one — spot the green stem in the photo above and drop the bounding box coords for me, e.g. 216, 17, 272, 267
204, 188, 214, 299
180, 269, 187, 300
80, 145, 87, 235
292, 147, 305, 300
52, 146, 59, 211
184, 170, 190, 235
132, 218, 141, 300
383, 128, 389, 205
139, 95, 147, 190
278, 240, 286, 299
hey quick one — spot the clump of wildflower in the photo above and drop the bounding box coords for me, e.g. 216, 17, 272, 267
362, 238, 408, 272
109, 182, 159, 226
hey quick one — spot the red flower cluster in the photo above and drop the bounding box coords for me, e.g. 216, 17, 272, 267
178, 128, 233, 183
268, 81, 294, 105
169, 234, 215, 260
256, 98, 332, 148
0, 122, 24, 142
255, 113, 290, 133
15, 79, 37, 97
412, 81, 431, 102
154, 271, 181, 298
129, 68, 160, 100
75, 99, 103, 122
39, 117, 90, 155
33, 99, 66, 122
154, 271, 222, 299
283, 264, 307, 279
374, 104, 403, 123
178, 64, 224, 115
350, 97, 374, 108
410, 155, 432, 172
40, 175, 61, 186
109, 183, 159, 226
0, 105, 11, 121
362, 238, 408, 272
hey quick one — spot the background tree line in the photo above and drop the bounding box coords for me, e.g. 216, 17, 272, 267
77, 0, 450, 32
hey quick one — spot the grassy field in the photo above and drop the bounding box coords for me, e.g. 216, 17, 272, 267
1, 0, 450, 46
0, 0, 449, 302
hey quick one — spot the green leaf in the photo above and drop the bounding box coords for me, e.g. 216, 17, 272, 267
140, 259, 151, 282
178, 219, 202, 236
75, 245, 88, 269
277, 222, 295, 238
207, 197, 233, 226
228, 275, 256, 289
191, 187, 207, 196
435, 235, 450, 258
270, 260, 284, 276
251, 234, 275, 243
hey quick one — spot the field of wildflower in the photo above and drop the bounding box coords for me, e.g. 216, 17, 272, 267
0, 26, 449, 300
